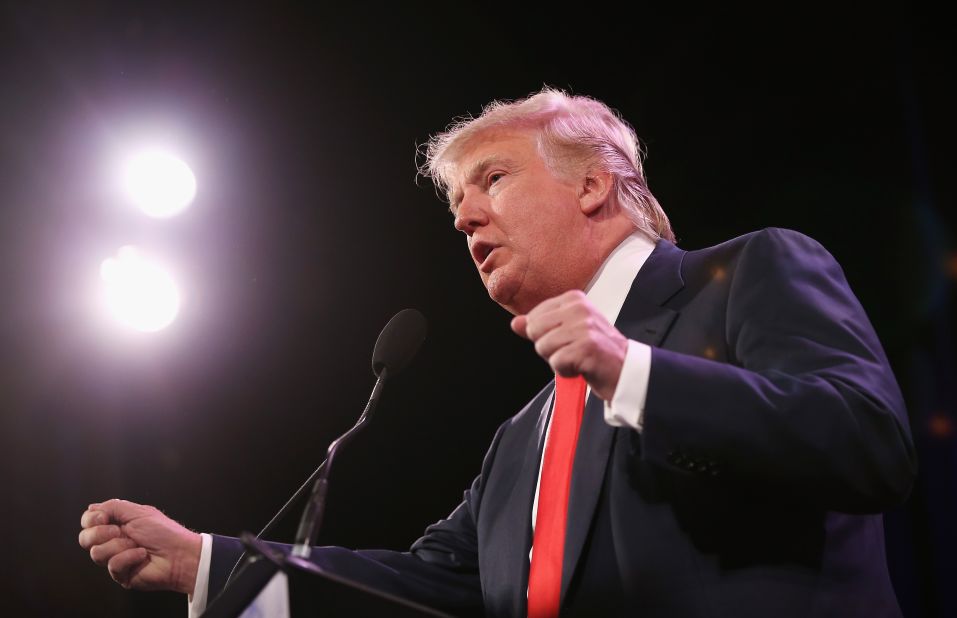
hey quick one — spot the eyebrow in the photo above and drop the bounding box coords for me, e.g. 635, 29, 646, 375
449, 155, 520, 211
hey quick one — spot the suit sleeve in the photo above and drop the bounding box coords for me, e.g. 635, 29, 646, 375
639, 228, 917, 513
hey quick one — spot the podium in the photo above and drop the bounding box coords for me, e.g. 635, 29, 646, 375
201, 538, 454, 618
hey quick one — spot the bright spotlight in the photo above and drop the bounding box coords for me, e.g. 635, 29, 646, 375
100, 246, 181, 332
121, 149, 196, 217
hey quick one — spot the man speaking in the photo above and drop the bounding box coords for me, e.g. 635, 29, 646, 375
79, 88, 916, 617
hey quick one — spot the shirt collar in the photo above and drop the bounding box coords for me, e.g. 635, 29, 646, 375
584, 231, 657, 324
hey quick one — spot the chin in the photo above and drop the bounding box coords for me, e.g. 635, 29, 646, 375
484, 272, 521, 312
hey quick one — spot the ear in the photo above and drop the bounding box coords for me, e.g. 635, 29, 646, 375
578, 170, 614, 216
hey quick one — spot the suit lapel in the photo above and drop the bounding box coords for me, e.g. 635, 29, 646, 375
512, 390, 554, 615
560, 391, 615, 598
559, 239, 685, 601
487, 388, 554, 618
615, 239, 685, 347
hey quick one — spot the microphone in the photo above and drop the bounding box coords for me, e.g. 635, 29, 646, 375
221, 309, 428, 583
372, 308, 428, 378
291, 307, 427, 556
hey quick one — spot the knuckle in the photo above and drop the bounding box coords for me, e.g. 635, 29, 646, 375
81, 510, 100, 528
80, 527, 99, 549
89, 529, 126, 562
102, 524, 120, 541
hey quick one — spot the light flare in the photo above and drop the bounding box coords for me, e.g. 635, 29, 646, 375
121, 149, 196, 217
100, 246, 181, 332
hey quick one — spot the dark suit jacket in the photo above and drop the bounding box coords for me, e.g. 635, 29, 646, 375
208, 228, 916, 617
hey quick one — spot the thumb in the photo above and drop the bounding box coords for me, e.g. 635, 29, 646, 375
93, 499, 154, 525
511, 315, 529, 339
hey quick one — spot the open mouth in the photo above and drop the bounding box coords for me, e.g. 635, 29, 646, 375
471, 241, 496, 266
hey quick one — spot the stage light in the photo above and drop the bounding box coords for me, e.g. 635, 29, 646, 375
100, 246, 181, 332
121, 149, 196, 217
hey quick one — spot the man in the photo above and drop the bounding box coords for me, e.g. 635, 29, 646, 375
79, 88, 917, 617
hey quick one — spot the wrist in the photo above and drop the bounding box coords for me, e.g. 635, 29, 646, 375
175, 531, 202, 595
593, 333, 628, 401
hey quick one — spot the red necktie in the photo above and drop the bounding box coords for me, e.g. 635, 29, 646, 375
527, 374, 587, 618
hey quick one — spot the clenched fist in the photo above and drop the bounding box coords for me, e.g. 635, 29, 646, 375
511, 289, 628, 401
78, 499, 202, 595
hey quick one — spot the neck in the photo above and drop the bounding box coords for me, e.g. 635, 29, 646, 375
583, 218, 641, 283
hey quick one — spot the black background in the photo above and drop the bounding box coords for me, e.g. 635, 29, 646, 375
0, 3, 954, 617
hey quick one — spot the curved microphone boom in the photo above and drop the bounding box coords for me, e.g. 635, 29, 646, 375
221, 309, 428, 587
291, 307, 427, 556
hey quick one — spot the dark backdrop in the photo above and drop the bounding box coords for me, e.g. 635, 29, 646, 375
0, 3, 953, 617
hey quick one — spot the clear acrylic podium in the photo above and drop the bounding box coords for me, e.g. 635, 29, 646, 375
201, 538, 454, 618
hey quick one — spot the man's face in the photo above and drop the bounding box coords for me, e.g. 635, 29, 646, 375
450, 130, 598, 315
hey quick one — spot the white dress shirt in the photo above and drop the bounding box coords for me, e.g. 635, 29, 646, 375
190, 231, 658, 616
530, 231, 655, 548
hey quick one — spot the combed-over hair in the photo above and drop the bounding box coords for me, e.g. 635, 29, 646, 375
419, 87, 675, 242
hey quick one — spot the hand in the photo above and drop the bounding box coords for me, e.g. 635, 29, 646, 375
511, 290, 628, 401
78, 499, 202, 595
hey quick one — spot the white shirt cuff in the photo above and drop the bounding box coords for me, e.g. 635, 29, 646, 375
187, 533, 213, 617
603, 340, 651, 432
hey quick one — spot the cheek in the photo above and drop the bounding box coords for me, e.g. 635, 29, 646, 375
524, 227, 562, 263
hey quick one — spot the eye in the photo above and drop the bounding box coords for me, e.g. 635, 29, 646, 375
488, 172, 505, 186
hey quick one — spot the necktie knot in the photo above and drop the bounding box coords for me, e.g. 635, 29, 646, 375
555, 374, 587, 407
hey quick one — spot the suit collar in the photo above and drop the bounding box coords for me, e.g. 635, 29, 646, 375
615, 239, 685, 346
626, 238, 685, 308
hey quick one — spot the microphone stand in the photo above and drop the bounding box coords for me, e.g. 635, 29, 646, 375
220, 463, 326, 587
204, 308, 425, 617
292, 367, 386, 556
203, 370, 389, 617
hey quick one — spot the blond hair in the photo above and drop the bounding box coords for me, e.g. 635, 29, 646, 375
420, 87, 674, 242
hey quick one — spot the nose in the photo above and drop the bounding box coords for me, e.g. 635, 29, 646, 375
453, 189, 489, 236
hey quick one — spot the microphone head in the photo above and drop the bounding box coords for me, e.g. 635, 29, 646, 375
372, 308, 427, 378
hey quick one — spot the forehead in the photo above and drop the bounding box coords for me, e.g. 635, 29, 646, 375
451, 130, 538, 177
